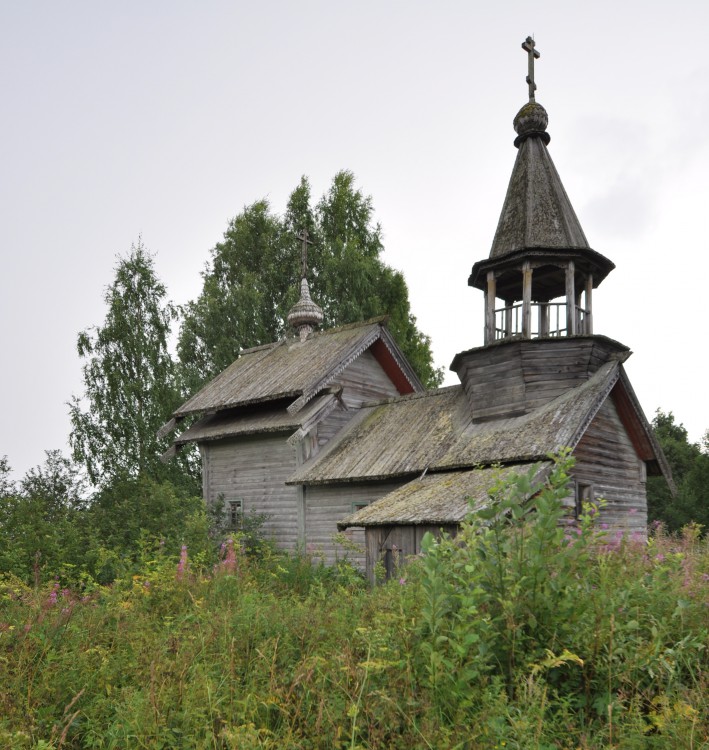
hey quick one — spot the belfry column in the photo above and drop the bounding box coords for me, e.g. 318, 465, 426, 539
522, 262, 533, 337
565, 261, 576, 335
585, 274, 594, 334
485, 271, 496, 344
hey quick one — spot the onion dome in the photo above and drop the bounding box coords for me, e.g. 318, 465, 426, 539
288, 277, 324, 342
513, 101, 550, 147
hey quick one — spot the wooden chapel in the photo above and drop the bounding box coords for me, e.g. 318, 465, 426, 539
165, 38, 672, 581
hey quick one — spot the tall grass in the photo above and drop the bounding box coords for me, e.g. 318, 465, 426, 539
1, 458, 707, 749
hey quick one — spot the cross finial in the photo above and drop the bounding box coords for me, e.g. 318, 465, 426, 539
521, 36, 540, 102
295, 228, 314, 279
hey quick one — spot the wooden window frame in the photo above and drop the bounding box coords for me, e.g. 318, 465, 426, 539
575, 482, 593, 519
229, 499, 244, 529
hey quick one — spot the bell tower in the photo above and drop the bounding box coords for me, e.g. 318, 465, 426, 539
469, 37, 615, 345
452, 38, 629, 422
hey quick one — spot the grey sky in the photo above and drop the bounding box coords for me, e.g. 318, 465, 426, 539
2, 1, 708, 479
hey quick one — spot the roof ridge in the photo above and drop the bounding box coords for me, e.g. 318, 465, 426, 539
307, 315, 388, 337
240, 340, 284, 355
361, 384, 462, 408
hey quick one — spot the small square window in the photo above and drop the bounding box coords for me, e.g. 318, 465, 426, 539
229, 499, 244, 529
352, 501, 369, 513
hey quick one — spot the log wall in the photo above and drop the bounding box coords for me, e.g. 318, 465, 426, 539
203, 433, 299, 550
453, 337, 627, 421
305, 482, 406, 569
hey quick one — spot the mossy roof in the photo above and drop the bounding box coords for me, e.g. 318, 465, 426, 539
174, 392, 339, 445
173, 318, 422, 418
490, 127, 589, 258
337, 462, 552, 528
289, 360, 620, 485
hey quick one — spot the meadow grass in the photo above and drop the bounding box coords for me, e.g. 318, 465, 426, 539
1, 464, 707, 749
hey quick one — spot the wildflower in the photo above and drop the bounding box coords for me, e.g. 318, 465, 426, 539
47, 582, 59, 607
176, 545, 189, 581
655, 553, 665, 563
600, 523, 609, 530
399, 577, 406, 586
221, 538, 237, 575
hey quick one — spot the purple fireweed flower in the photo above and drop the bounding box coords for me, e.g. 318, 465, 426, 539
399, 577, 406, 586
176, 545, 188, 581
655, 553, 665, 563
47, 582, 60, 607
221, 538, 237, 575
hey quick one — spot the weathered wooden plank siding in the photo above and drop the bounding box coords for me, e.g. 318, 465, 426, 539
364, 523, 458, 584
305, 482, 406, 568
334, 349, 401, 408
316, 349, 401, 450
458, 345, 526, 421
203, 434, 299, 550
456, 338, 625, 421
573, 398, 647, 535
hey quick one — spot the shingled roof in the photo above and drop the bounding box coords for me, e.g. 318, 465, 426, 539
490, 107, 589, 259
172, 318, 422, 419
289, 359, 623, 485
337, 463, 552, 529
174, 391, 341, 445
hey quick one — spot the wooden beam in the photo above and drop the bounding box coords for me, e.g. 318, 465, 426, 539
585, 273, 593, 334
485, 271, 496, 344
522, 262, 532, 338
565, 261, 576, 335
539, 302, 549, 337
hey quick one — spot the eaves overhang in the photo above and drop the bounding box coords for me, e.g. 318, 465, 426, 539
469, 246, 615, 292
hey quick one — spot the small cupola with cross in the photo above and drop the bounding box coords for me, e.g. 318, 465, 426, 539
287, 229, 324, 342
468, 37, 615, 345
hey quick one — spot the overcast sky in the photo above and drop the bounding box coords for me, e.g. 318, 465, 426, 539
2, 1, 708, 479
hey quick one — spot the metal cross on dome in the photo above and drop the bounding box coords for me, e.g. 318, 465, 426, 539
522, 36, 540, 102
295, 228, 314, 279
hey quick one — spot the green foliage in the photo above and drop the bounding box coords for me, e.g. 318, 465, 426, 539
648, 409, 709, 531
178, 172, 443, 391
0, 451, 89, 584
69, 239, 196, 491
1, 460, 707, 748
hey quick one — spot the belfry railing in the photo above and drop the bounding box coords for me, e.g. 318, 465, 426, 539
494, 302, 589, 341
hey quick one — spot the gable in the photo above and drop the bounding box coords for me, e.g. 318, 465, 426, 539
172, 319, 422, 421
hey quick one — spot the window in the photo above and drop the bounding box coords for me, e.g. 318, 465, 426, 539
352, 501, 369, 513
229, 499, 244, 529
575, 483, 593, 519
